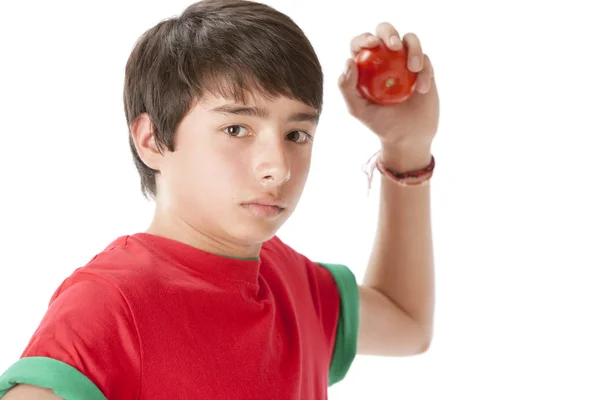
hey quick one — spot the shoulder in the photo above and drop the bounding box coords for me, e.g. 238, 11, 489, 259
57, 235, 167, 296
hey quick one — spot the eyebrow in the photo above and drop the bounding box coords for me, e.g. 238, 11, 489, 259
209, 104, 320, 124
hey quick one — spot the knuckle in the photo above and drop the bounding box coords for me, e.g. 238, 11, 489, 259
404, 33, 422, 49
354, 32, 372, 42
376, 21, 395, 34
351, 32, 372, 49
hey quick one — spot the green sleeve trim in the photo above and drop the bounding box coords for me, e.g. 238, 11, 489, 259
0, 357, 106, 399
318, 263, 360, 387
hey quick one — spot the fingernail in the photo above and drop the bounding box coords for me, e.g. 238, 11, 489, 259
390, 35, 401, 46
410, 56, 421, 70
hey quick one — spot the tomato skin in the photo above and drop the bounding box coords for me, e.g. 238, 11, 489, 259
355, 45, 418, 105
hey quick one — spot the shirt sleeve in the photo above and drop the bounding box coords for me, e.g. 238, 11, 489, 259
306, 261, 360, 387
0, 275, 140, 399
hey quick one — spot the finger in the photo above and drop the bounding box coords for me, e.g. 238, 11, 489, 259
415, 54, 434, 94
375, 22, 402, 50
338, 58, 369, 117
350, 32, 382, 57
403, 32, 424, 72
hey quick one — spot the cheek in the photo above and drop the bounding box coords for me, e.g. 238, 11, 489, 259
287, 151, 312, 195
175, 143, 250, 198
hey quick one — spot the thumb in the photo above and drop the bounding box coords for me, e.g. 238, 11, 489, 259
338, 58, 368, 116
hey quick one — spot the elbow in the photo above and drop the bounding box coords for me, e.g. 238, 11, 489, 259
419, 337, 432, 354
416, 324, 434, 354
411, 337, 431, 355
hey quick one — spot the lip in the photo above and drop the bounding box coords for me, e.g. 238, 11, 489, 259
242, 196, 287, 209
241, 196, 286, 218
241, 203, 285, 218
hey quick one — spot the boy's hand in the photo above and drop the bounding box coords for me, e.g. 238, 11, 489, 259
339, 23, 439, 170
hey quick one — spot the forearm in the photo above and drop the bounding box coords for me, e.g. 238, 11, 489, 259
363, 143, 435, 342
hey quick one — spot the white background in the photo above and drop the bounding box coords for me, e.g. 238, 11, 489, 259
1, 0, 599, 398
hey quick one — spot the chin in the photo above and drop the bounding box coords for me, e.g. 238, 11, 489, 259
229, 226, 277, 247
231, 213, 290, 245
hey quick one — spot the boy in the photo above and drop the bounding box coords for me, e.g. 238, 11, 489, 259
0, 0, 438, 398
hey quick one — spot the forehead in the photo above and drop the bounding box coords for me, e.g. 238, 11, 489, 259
198, 87, 316, 110
194, 90, 320, 124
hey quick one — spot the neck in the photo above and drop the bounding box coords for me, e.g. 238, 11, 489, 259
146, 208, 262, 260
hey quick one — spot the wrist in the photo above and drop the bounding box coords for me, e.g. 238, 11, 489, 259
379, 141, 432, 173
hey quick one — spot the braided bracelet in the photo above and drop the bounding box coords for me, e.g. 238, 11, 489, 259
363, 150, 435, 192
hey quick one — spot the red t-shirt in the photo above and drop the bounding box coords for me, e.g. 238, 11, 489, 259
0, 233, 359, 399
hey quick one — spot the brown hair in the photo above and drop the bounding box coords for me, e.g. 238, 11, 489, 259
123, 0, 324, 200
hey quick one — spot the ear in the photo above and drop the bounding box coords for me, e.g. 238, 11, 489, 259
130, 113, 162, 171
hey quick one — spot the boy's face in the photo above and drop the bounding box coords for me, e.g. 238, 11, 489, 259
151, 90, 319, 247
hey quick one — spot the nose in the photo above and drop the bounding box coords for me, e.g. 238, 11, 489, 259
253, 137, 291, 187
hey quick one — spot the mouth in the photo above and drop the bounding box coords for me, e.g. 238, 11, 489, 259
241, 195, 287, 218
240, 203, 285, 218
242, 197, 285, 218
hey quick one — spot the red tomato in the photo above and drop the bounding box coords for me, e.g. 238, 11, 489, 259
355, 44, 418, 105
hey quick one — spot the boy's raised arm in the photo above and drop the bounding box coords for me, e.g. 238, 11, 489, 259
338, 23, 438, 357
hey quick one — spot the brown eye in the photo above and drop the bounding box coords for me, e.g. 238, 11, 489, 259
287, 130, 312, 144
224, 125, 249, 137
